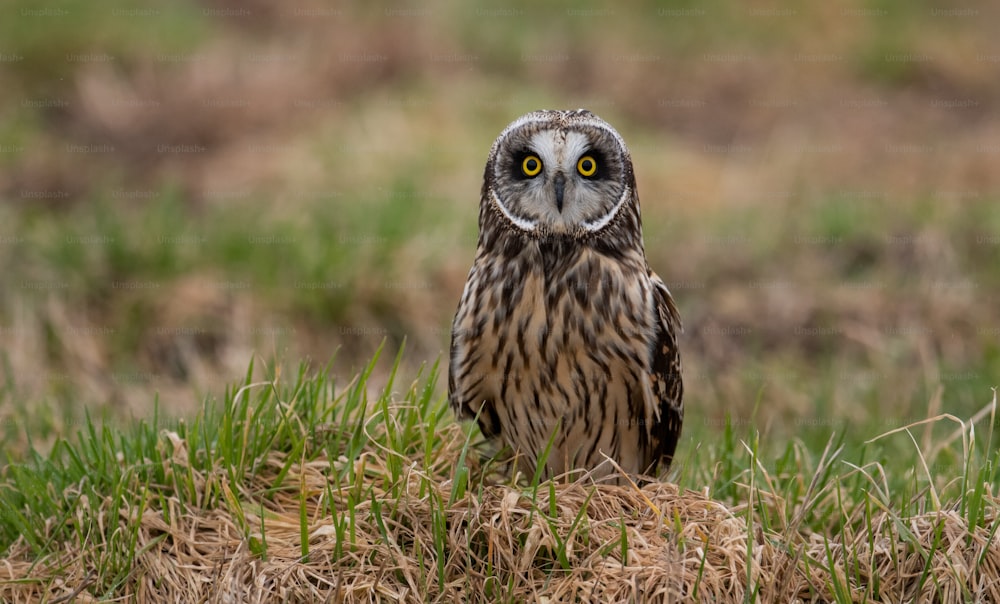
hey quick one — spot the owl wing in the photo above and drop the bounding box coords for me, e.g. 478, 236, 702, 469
448, 271, 503, 440
644, 272, 684, 472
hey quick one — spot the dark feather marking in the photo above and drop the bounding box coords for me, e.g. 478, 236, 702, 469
492, 330, 506, 369
572, 368, 586, 403
477, 400, 502, 439
516, 319, 527, 362
609, 423, 620, 462
587, 349, 611, 378
473, 314, 487, 339
465, 374, 485, 394
554, 382, 572, 415
583, 422, 602, 468
500, 351, 514, 401
539, 320, 550, 352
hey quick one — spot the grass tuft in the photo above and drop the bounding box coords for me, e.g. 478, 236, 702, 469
0, 350, 997, 601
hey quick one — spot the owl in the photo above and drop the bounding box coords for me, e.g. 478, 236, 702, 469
448, 109, 683, 482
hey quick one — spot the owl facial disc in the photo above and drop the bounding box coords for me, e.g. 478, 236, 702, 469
485, 110, 634, 237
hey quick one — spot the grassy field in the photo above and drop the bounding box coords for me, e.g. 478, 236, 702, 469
1, 0, 999, 601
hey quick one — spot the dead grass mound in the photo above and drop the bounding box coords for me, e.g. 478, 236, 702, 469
1, 428, 996, 603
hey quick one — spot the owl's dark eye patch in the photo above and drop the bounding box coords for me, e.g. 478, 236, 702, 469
512, 150, 542, 180
578, 149, 606, 180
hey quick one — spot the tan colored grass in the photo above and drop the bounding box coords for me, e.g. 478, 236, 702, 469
2, 419, 996, 603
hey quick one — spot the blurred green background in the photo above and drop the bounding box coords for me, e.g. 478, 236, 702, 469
1, 0, 998, 465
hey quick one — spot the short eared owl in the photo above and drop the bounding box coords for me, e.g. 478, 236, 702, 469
449, 109, 682, 481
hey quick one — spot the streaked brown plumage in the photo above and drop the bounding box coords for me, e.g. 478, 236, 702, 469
449, 109, 682, 481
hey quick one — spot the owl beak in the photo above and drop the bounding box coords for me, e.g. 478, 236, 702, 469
553, 173, 566, 212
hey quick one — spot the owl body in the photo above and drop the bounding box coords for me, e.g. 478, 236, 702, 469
449, 110, 682, 481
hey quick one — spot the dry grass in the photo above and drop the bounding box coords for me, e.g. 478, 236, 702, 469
0, 361, 996, 602
2, 451, 997, 603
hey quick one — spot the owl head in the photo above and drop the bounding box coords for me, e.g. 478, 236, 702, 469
481, 109, 638, 240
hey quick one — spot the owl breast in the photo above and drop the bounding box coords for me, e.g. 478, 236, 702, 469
467, 240, 659, 479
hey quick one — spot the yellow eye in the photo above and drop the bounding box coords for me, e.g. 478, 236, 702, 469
522, 155, 542, 177
577, 155, 597, 177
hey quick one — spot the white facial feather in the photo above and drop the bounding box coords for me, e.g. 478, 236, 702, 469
490, 188, 540, 231
581, 184, 630, 232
